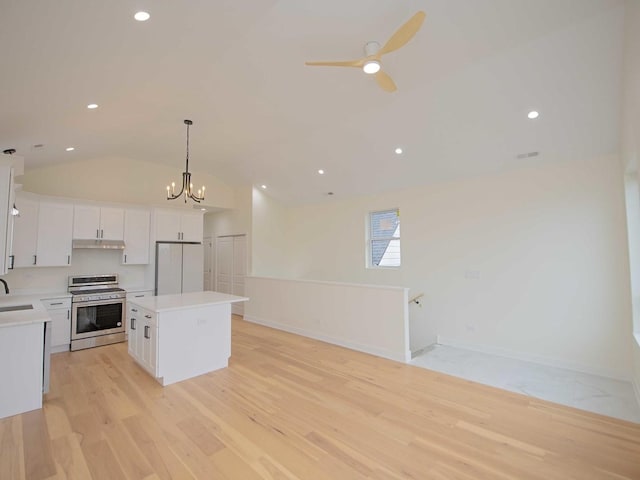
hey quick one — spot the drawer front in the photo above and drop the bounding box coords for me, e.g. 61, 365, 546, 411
41, 297, 71, 310
126, 290, 154, 300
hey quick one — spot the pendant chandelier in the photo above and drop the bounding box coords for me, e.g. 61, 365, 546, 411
166, 119, 205, 203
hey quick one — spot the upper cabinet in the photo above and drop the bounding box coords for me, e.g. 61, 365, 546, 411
11, 196, 39, 268
12, 198, 73, 268
0, 159, 15, 274
73, 206, 124, 240
155, 210, 203, 242
123, 209, 150, 265
36, 202, 74, 267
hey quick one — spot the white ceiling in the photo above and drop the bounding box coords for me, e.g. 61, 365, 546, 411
0, 0, 625, 204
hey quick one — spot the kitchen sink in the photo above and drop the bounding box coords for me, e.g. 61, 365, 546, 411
0, 304, 33, 313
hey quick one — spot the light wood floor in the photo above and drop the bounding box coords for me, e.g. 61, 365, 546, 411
2, 317, 640, 480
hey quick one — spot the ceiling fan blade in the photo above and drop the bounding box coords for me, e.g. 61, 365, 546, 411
378, 11, 426, 56
375, 70, 397, 92
305, 59, 365, 68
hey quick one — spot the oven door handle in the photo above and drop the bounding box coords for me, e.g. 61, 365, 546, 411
72, 297, 125, 308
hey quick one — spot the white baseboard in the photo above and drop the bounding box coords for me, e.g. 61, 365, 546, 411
633, 377, 640, 411
436, 335, 630, 382
244, 315, 411, 363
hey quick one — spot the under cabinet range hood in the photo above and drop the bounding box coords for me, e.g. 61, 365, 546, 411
72, 239, 125, 250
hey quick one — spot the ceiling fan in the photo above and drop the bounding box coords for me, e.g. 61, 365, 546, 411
305, 11, 426, 93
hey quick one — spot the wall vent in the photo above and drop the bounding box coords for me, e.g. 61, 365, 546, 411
516, 151, 539, 159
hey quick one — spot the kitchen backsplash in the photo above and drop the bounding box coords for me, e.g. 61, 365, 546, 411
0, 249, 150, 293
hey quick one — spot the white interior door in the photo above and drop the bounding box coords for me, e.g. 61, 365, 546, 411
215, 235, 247, 316
203, 236, 213, 291
216, 237, 233, 296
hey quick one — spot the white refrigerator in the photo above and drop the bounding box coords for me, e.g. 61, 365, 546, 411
155, 242, 204, 295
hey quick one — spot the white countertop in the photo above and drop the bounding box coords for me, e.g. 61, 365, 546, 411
0, 295, 51, 328
129, 291, 249, 313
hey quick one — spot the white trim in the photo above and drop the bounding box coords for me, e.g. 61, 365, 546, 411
633, 376, 640, 411
436, 335, 630, 382
244, 314, 411, 363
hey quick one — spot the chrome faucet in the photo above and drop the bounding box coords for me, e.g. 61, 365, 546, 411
0, 278, 9, 294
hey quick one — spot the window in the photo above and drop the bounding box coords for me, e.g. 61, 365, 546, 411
368, 209, 401, 267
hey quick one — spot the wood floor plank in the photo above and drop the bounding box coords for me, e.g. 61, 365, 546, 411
0, 415, 25, 480
1, 316, 639, 479
22, 409, 57, 480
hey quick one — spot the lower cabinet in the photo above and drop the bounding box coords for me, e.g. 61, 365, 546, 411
125, 289, 154, 339
41, 296, 71, 353
128, 305, 157, 376
127, 298, 233, 386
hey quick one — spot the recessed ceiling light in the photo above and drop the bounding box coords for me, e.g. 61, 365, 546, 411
261, 185, 267, 189
527, 110, 539, 119
87, 103, 98, 109
395, 147, 403, 154
134, 11, 150, 21
318, 169, 325, 175
200, 208, 206, 212
65, 147, 75, 152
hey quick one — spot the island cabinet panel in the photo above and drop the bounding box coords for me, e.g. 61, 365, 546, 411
158, 303, 231, 385
127, 291, 246, 386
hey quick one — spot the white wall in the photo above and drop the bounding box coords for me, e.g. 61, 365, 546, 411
251, 188, 290, 278
282, 155, 631, 379
20, 156, 236, 210
244, 276, 410, 362
205, 186, 253, 286
621, 0, 640, 400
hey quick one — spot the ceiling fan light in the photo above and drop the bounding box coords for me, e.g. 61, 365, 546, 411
363, 60, 381, 75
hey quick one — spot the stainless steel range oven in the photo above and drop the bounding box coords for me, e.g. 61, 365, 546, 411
69, 274, 126, 351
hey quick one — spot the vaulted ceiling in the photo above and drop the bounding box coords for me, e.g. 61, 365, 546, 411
0, 0, 625, 204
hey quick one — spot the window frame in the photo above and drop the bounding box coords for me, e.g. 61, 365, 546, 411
366, 208, 401, 269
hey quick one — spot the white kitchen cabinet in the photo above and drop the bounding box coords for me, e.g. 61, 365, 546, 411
128, 292, 247, 386
73, 205, 124, 240
125, 289, 154, 339
11, 196, 38, 268
36, 202, 73, 267
128, 305, 157, 376
123, 209, 150, 264
10, 199, 73, 268
155, 209, 203, 242
0, 158, 15, 275
41, 296, 71, 353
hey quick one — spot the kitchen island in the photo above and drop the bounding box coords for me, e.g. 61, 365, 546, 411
0, 295, 51, 419
127, 291, 248, 386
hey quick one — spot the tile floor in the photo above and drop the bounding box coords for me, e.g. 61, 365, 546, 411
410, 345, 640, 423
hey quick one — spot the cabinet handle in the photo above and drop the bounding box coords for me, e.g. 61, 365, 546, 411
134, 295, 143, 297
124, 254, 127, 263
96, 229, 99, 238
144, 325, 150, 339
8, 255, 14, 270
33, 255, 37, 265
50, 302, 63, 305
131, 318, 136, 330
101, 229, 104, 238
67, 310, 69, 319
67, 255, 70, 265
131, 308, 138, 312
144, 314, 152, 319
